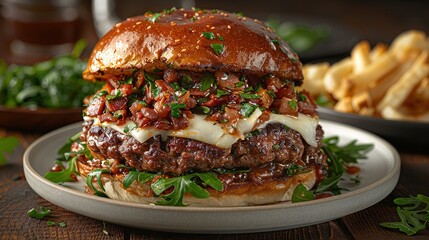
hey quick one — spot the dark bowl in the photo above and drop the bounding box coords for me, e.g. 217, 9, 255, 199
318, 107, 429, 149
0, 106, 83, 132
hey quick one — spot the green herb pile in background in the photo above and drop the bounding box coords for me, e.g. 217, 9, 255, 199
0, 40, 103, 109
266, 16, 329, 54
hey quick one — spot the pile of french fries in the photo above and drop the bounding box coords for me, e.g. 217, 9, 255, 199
302, 30, 429, 122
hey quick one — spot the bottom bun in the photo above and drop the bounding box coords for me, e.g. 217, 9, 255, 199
80, 169, 315, 207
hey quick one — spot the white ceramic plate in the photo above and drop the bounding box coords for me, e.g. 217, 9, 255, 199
23, 120, 400, 234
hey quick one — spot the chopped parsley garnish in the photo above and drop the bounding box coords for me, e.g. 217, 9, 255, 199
105, 90, 122, 101
148, 80, 161, 97
271, 39, 280, 45
179, 76, 194, 89
267, 90, 276, 99
216, 89, 229, 97
285, 164, 311, 177
240, 103, 258, 117
170, 103, 186, 118
210, 43, 224, 55
194, 106, 211, 115
124, 122, 137, 133
240, 93, 261, 99
288, 99, 298, 110
202, 31, 216, 40
47, 221, 67, 228
235, 81, 245, 87
273, 144, 280, 150
199, 74, 215, 91
148, 13, 161, 23
218, 35, 224, 41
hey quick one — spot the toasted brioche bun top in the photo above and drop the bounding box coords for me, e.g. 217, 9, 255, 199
83, 8, 303, 82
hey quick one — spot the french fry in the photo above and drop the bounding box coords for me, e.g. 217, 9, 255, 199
370, 43, 388, 60
323, 58, 353, 99
377, 51, 429, 110
348, 52, 399, 93
303, 30, 429, 123
334, 97, 354, 113
302, 63, 330, 96
351, 41, 371, 74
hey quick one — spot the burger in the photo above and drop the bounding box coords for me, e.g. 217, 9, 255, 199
76, 8, 327, 207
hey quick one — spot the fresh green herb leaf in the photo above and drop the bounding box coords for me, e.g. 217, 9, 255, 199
271, 39, 280, 45
210, 43, 224, 55
144, 72, 159, 82
200, 74, 215, 91
47, 221, 67, 227
28, 207, 51, 219
235, 81, 245, 87
105, 90, 122, 101
285, 164, 311, 177
194, 106, 211, 115
44, 156, 78, 183
234, 12, 245, 17
151, 172, 223, 206
0, 136, 19, 166
202, 32, 216, 40
350, 175, 361, 184
273, 144, 280, 150
291, 183, 315, 203
240, 93, 261, 99
288, 99, 297, 110
86, 169, 111, 197
122, 170, 156, 188
318, 136, 373, 194
216, 89, 229, 97
240, 103, 258, 117
218, 35, 224, 41
96, 90, 108, 98
299, 94, 307, 101
380, 194, 429, 236
170, 103, 186, 118
148, 80, 161, 98
124, 122, 137, 133
179, 76, 194, 89
267, 90, 276, 99
148, 13, 161, 23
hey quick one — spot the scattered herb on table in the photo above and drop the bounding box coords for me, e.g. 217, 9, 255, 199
0, 136, 19, 166
380, 194, 429, 236
292, 136, 373, 202
28, 207, 51, 219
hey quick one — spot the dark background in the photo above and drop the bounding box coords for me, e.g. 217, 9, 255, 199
1, 0, 429, 63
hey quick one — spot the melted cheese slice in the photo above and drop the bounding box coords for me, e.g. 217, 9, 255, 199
90, 109, 318, 148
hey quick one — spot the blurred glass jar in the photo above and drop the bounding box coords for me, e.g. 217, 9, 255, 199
1, 0, 82, 64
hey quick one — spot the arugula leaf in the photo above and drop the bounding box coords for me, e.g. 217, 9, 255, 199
285, 164, 311, 177
122, 170, 155, 188
380, 194, 429, 235
291, 183, 315, 203
44, 156, 78, 183
28, 207, 51, 219
47, 221, 67, 227
56, 132, 81, 161
86, 169, 111, 197
199, 74, 215, 91
151, 172, 223, 206
0, 136, 19, 166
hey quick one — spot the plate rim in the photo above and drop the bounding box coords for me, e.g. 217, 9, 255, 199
23, 120, 401, 232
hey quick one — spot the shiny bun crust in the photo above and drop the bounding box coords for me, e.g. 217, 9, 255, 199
77, 161, 316, 207
83, 8, 303, 82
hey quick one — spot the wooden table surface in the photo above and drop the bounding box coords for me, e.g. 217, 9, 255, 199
1, 0, 429, 239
